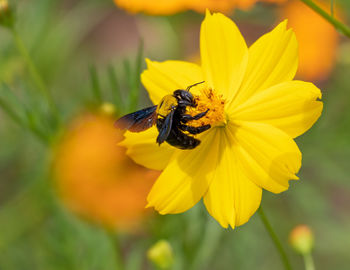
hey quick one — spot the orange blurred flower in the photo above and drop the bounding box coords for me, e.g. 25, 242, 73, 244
53, 113, 159, 231
280, 0, 340, 81
262, 0, 286, 4
114, 0, 283, 15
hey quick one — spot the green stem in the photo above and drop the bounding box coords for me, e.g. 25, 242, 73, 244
189, 218, 223, 270
10, 28, 60, 122
258, 207, 292, 270
300, 0, 350, 38
330, 0, 334, 17
108, 232, 125, 270
303, 253, 315, 270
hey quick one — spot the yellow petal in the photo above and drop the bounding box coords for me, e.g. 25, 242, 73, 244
231, 81, 323, 138
147, 129, 221, 214
203, 129, 262, 229
141, 59, 204, 104
231, 20, 298, 107
200, 11, 248, 102
229, 121, 301, 193
120, 126, 176, 171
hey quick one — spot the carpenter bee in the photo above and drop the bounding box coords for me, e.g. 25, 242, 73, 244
115, 81, 211, 149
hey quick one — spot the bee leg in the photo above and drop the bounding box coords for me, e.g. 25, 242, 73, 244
178, 124, 211, 134
180, 109, 209, 123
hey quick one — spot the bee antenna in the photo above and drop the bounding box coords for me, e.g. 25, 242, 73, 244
186, 81, 205, 92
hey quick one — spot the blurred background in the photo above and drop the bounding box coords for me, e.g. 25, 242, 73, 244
0, 0, 350, 269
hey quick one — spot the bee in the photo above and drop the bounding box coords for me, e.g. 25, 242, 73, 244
115, 81, 211, 149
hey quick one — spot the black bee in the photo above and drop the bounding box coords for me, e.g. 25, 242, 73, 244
115, 81, 211, 149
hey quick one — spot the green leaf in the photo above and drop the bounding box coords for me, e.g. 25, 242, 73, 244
89, 64, 103, 103
107, 64, 124, 114
125, 40, 144, 111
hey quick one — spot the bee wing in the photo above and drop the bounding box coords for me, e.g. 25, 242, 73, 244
156, 109, 174, 145
115, 105, 157, 132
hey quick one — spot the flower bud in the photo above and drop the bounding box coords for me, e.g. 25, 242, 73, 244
147, 240, 174, 269
0, 0, 14, 28
100, 102, 116, 116
289, 225, 314, 255
0, 0, 8, 12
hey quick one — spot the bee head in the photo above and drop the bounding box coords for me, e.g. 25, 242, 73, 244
173, 90, 196, 107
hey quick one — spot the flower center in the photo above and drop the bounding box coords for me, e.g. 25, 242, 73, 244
186, 88, 226, 128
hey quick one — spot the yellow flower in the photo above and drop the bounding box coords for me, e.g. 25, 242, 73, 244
114, 0, 283, 15
121, 11, 323, 228
54, 113, 159, 232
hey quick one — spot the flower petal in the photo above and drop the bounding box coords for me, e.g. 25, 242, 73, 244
231, 81, 323, 138
120, 126, 176, 171
231, 20, 298, 107
200, 11, 248, 102
229, 121, 301, 193
203, 129, 262, 229
141, 59, 204, 104
147, 129, 221, 214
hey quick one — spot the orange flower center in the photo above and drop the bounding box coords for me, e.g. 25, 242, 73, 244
186, 88, 226, 128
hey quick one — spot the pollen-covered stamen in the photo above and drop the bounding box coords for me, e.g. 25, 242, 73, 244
186, 88, 226, 127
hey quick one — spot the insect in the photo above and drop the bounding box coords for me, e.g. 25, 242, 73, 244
115, 81, 211, 149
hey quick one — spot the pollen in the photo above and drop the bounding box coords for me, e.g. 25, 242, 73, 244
187, 88, 226, 127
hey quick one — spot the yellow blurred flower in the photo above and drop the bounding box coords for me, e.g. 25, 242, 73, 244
54, 113, 159, 231
121, 12, 323, 228
280, 0, 340, 81
114, 0, 284, 15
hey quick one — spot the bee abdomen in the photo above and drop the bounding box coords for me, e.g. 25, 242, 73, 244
166, 129, 200, 150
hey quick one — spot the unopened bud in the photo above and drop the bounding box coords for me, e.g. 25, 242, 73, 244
100, 102, 116, 116
0, 0, 9, 11
0, 0, 14, 28
147, 240, 174, 269
289, 225, 314, 255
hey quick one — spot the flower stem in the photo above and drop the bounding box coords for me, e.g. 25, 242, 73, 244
10, 27, 60, 122
258, 207, 292, 270
108, 231, 125, 270
189, 218, 223, 270
330, 0, 334, 17
299, 0, 350, 38
303, 253, 315, 270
